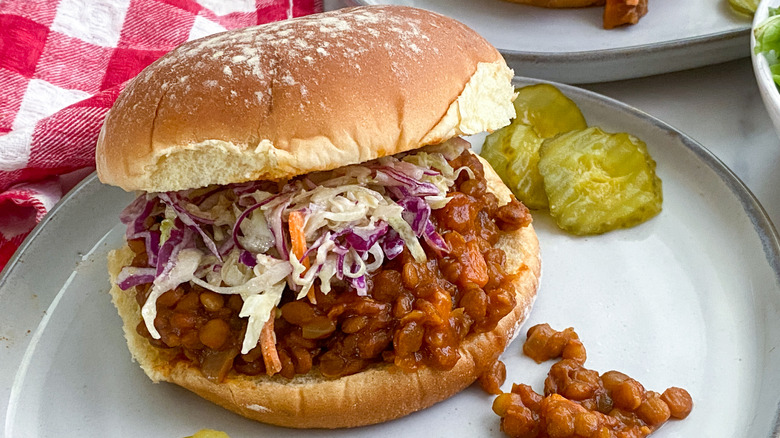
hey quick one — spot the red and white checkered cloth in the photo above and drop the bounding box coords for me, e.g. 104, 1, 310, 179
0, 0, 323, 270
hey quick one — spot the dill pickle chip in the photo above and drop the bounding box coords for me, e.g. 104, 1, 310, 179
513, 84, 588, 138
480, 83, 587, 209
538, 127, 662, 235
502, 124, 548, 209
481, 125, 513, 180
481, 123, 549, 209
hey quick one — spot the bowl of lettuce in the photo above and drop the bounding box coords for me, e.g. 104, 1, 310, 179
753, 0, 780, 138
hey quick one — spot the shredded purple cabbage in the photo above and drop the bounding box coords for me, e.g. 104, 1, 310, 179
116, 267, 156, 290
381, 229, 405, 260
374, 167, 440, 198
159, 193, 221, 260
397, 197, 430, 235
239, 250, 258, 268
423, 221, 450, 256
117, 218, 196, 291
353, 275, 368, 296
268, 197, 292, 260
344, 222, 389, 252
231, 191, 283, 254
155, 223, 194, 277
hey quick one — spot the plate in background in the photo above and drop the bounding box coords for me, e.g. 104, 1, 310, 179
2, 77, 780, 437
344, 0, 751, 83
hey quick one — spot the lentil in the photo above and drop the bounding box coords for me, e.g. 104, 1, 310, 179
493, 324, 693, 438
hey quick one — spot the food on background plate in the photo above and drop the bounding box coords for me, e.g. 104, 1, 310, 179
493, 324, 693, 437
502, 0, 647, 29
603, 0, 648, 29
97, 5, 542, 429
480, 84, 663, 236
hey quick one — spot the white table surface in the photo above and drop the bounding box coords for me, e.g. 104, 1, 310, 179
326, 0, 780, 231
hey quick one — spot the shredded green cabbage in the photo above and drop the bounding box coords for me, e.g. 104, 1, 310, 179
141, 248, 202, 339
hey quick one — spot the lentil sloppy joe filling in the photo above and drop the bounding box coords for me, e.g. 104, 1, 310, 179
118, 140, 533, 382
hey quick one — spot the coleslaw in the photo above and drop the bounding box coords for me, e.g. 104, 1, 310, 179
117, 138, 472, 354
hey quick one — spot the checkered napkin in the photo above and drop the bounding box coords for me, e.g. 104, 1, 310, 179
0, 0, 323, 270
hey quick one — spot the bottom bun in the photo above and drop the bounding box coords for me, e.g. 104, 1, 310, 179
106, 156, 541, 429
504, 0, 605, 7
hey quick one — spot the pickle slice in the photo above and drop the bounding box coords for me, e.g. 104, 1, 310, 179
480, 125, 513, 183
480, 84, 587, 209
481, 123, 549, 209
513, 84, 588, 139
538, 127, 662, 235
502, 124, 548, 209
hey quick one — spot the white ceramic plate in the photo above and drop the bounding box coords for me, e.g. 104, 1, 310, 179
344, 0, 751, 83
752, 0, 780, 139
2, 78, 780, 437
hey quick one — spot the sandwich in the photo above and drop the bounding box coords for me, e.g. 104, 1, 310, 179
97, 5, 541, 428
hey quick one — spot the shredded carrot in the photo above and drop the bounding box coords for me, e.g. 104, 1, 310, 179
288, 210, 316, 304
260, 310, 282, 376
306, 286, 317, 304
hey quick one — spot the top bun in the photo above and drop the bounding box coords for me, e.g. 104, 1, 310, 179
96, 6, 516, 193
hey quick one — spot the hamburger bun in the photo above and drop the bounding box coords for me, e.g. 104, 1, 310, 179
98, 5, 541, 429
107, 155, 540, 428
96, 6, 516, 193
